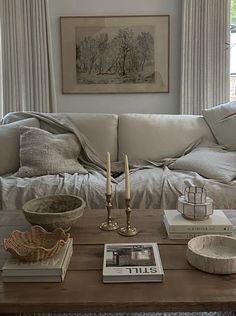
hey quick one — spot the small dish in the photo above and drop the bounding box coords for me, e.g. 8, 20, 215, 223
4, 225, 69, 262
186, 234, 236, 274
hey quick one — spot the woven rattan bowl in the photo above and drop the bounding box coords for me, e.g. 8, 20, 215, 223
4, 225, 69, 262
22, 194, 86, 231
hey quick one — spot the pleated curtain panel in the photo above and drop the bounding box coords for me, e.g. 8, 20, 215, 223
180, 0, 231, 114
0, 0, 57, 115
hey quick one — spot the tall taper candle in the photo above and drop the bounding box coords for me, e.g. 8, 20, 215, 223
124, 154, 130, 199
106, 152, 111, 195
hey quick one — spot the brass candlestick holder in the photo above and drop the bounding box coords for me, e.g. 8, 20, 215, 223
118, 198, 138, 236
100, 194, 119, 231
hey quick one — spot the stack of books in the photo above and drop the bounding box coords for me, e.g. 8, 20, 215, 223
103, 242, 164, 283
2, 238, 73, 282
164, 210, 233, 239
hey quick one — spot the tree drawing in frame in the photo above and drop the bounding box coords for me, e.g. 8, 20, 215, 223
75, 26, 160, 85
61, 16, 169, 93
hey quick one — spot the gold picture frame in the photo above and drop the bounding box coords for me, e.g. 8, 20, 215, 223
60, 15, 169, 94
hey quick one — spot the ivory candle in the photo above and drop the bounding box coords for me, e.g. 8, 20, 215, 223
106, 152, 111, 195
124, 154, 130, 199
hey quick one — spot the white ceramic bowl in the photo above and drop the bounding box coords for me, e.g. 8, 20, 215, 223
22, 194, 86, 231
186, 234, 236, 274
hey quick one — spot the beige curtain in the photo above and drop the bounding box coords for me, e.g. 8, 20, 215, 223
0, 0, 57, 116
180, 0, 230, 114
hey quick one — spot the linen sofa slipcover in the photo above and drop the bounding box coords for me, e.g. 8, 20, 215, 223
1, 112, 236, 211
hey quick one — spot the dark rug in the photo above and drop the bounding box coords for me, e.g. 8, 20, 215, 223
11, 312, 236, 316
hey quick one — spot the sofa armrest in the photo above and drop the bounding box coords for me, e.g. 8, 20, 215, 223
0, 118, 40, 175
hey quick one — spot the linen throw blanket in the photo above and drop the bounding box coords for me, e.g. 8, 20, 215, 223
1, 111, 107, 174
2, 112, 236, 211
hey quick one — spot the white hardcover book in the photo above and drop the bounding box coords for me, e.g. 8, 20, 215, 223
2, 275, 65, 283
103, 243, 164, 283
2, 238, 73, 278
164, 210, 233, 233
165, 231, 233, 240
164, 215, 233, 239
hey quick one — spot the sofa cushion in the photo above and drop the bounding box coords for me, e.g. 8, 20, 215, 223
202, 101, 236, 150
0, 118, 40, 175
15, 126, 87, 177
53, 113, 118, 162
118, 114, 215, 161
169, 139, 236, 183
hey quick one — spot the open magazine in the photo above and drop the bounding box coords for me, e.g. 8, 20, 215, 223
103, 242, 164, 283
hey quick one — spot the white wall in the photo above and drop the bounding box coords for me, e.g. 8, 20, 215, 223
49, 0, 182, 114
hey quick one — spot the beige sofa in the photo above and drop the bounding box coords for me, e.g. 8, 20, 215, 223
1, 111, 236, 211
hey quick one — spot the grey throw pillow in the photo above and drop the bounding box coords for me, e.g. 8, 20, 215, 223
15, 126, 87, 177
169, 139, 236, 183
202, 101, 236, 150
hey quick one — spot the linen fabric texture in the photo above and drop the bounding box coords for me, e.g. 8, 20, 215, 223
169, 139, 236, 183
15, 126, 87, 177
202, 101, 236, 150
0, 118, 40, 176
118, 113, 215, 161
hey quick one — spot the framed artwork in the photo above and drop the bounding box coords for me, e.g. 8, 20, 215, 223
60, 15, 169, 94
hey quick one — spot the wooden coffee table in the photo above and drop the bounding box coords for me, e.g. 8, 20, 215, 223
0, 209, 236, 314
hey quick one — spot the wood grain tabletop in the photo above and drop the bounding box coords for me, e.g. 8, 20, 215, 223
0, 208, 236, 313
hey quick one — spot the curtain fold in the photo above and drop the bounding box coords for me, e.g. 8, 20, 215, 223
0, 0, 57, 115
180, 0, 230, 114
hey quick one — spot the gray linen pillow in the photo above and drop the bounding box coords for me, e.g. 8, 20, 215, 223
202, 101, 236, 150
15, 126, 87, 177
169, 140, 236, 183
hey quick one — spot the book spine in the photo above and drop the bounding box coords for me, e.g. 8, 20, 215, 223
169, 226, 233, 233
164, 216, 233, 233
3, 275, 63, 282
167, 231, 233, 240
61, 242, 73, 281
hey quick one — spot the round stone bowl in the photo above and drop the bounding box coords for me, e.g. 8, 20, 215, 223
186, 234, 236, 274
22, 194, 86, 231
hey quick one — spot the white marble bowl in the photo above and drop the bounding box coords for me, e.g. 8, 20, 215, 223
22, 194, 86, 231
186, 235, 236, 274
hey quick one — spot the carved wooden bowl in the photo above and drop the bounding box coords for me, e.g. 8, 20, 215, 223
187, 235, 236, 274
22, 194, 86, 231
4, 225, 69, 262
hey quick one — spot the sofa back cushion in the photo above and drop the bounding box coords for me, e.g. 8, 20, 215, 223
118, 114, 215, 161
0, 118, 40, 175
51, 113, 118, 162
